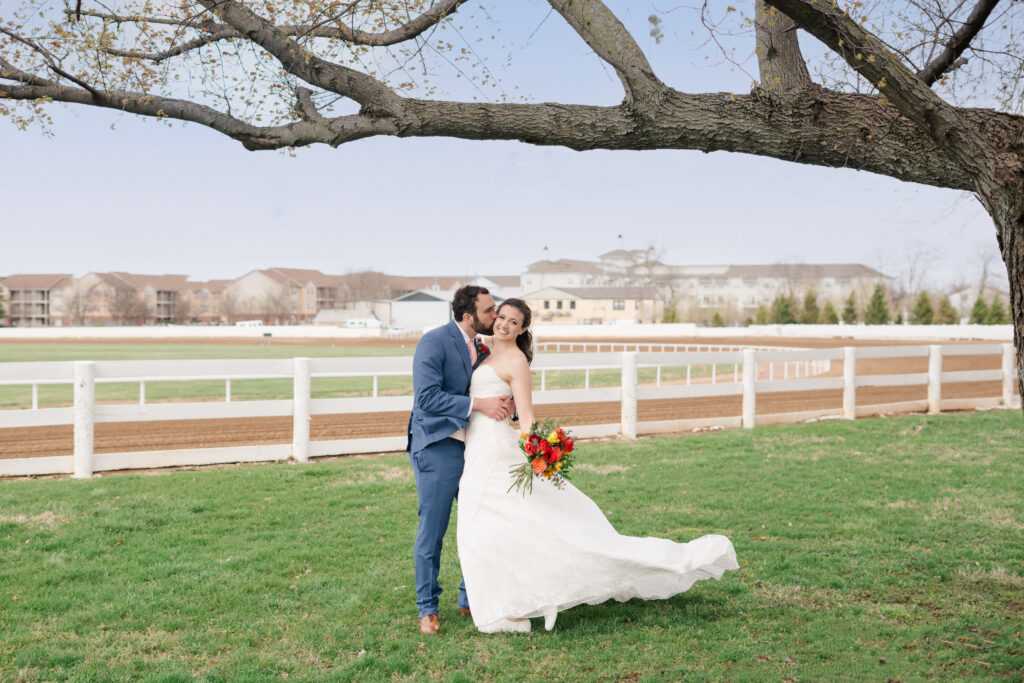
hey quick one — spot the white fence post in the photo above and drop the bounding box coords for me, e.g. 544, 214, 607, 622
621, 352, 637, 440
31, 384, 38, 410
225, 378, 232, 402
140, 380, 146, 405
928, 345, 943, 414
292, 357, 311, 463
843, 347, 856, 420
1002, 343, 1020, 408
742, 349, 755, 429
73, 361, 95, 479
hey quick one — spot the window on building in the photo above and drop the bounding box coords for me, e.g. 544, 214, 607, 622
570, 301, 576, 310
544, 300, 550, 309
557, 300, 563, 309
613, 300, 625, 310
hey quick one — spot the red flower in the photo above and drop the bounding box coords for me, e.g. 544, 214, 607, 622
549, 447, 562, 462
563, 438, 574, 453
537, 441, 552, 455
524, 441, 537, 455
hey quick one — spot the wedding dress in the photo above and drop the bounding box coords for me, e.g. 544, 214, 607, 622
457, 363, 740, 633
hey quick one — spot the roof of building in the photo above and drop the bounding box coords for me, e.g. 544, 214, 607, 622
108, 272, 191, 290
525, 286, 659, 300
722, 264, 887, 280
262, 268, 338, 287
524, 259, 606, 276
0, 274, 72, 290
393, 289, 450, 302
479, 275, 521, 287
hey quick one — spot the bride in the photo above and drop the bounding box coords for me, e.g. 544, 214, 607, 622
457, 298, 739, 634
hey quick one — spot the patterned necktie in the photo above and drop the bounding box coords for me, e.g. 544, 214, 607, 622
467, 338, 477, 365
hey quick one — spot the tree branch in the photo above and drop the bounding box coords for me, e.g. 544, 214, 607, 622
916, 0, 1002, 86
196, 0, 403, 116
71, 0, 469, 63
546, 0, 665, 107
755, 0, 811, 91
295, 86, 324, 123
763, 0, 997, 180
0, 81, 394, 149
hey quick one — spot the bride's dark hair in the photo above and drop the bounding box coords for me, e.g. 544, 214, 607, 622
497, 298, 533, 364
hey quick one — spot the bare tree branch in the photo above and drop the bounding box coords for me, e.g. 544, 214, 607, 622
546, 0, 665, 106
916, 0, 1002, 86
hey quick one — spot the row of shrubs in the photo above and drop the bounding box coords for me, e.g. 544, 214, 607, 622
706, 284, 1009, 327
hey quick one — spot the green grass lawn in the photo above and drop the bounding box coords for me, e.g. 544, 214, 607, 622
1, 412, 1021, 681
0, 343, 737, 409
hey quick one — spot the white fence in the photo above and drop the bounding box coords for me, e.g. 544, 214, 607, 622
0, 344, 1017, 478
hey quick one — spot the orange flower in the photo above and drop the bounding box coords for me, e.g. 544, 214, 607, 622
542, 470, 553, 478
531, 457, 546, 474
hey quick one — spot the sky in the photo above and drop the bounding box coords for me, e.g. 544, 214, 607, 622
0, 1, 1009, 292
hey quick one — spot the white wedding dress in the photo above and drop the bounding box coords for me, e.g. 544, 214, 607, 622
457, 363, 740, 633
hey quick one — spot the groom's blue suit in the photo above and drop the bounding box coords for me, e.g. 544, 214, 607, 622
407, 319, 480, 617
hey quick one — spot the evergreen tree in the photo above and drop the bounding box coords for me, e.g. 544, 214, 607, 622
770, 294, 796, 324
711, 312, 725, 327
986, 297, 1009, 325
910, 291, 934, 325
841, 292, 858, 324
820, 300, 839, 324
800, 291, 820, 324
744, 317, 754, 327
661, 301, 680, 323
969, 296, 989, 324
935, 296, 958, 324
755, 304, 769, 325
863, 284, 891, 324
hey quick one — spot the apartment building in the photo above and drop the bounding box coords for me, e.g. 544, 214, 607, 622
522, 254, 887, 324
524, 286, 664, 324
0, 274, 72, 326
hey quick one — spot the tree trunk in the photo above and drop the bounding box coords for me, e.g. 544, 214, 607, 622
984, 186, 1024, 412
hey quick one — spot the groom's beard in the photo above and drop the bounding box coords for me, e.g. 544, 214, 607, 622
471, 315, 493, 336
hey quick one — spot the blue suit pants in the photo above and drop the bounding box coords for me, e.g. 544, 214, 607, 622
410, 436, 469, 617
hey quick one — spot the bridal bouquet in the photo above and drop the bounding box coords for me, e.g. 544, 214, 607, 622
508, 418, 576, 495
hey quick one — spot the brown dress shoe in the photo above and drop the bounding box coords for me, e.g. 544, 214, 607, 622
458, 608, 472, 616
419, 614, 440, 635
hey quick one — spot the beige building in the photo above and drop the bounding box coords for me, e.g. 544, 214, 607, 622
522, 255, 888, 325
0, 274, 72, 326
524, 286, 664, 324
223, 268, 341, 323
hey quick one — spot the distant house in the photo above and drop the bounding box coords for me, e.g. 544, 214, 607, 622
523, 286, 664, 324
0, 274, 72, 326
469, 275, 522, 301
948, 285, 1011, 322
391, 289, 452, 331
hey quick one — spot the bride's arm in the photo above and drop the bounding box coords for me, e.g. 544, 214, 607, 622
507, 356, 535, 430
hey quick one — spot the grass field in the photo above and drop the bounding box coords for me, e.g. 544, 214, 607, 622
1, 412, 1021, 681
0, 343, 734, 409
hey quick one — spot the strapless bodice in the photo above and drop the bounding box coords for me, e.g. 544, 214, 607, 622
469, 363, 512, 399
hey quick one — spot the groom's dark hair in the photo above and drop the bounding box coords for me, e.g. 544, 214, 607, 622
452, 285, 490, 322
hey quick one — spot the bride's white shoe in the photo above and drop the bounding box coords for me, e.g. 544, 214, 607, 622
484, 617, 531, 633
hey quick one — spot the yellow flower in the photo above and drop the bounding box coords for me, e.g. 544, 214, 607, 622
555, 462, 563, 471
520, 433, 529, 439
548, 431, 560, 443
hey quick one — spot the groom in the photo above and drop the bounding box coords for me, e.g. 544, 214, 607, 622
407, 285, 510, 635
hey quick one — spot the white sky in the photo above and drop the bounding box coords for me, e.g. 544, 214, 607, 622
0, 2, 1008, 291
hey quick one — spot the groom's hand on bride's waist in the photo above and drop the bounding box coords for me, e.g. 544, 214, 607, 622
473, 396, 511, 420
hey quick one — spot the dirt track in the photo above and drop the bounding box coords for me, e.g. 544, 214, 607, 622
0, 338, 1004, 460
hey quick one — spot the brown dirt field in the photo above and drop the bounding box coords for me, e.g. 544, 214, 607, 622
0, 337, 1008, 460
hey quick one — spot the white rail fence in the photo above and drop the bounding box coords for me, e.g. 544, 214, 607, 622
0, 344, 1017, 478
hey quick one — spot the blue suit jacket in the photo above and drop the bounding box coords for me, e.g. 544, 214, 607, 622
407, 320, 477, 455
